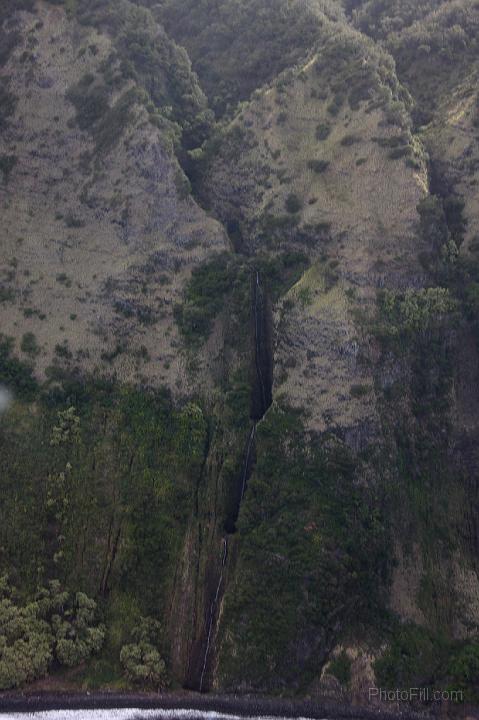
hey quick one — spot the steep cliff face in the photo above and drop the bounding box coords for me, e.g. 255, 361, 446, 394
198, 7, 479, 694
2, 0, 479, 703
348, 0, 479, 653
202, 27, 428, 436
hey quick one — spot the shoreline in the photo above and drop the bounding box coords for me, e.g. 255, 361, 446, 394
0, 691, 434, 719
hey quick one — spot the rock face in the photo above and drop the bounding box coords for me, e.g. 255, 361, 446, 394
0, 1, 227, 393
2, 0, 479, 701
203, 33, 428, 434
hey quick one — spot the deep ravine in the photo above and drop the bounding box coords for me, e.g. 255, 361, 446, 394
193, 270, 273, 692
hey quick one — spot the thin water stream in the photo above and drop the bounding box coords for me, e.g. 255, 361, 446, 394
195, 271, 272, 692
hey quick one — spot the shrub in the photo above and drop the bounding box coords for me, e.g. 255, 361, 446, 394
0, 81, 17, 129
114, 299, 155, 325
94, 88, 139, 156
328, 650, 352, 685
374, 624, 447, 689
340, 133, 360, 146
444, 196, 467, 245
0, 28, 20, 66
120, 616, 167, 687
285, 193, 302, 214
327, 92, 345, 116
64, 213, 85, 229
465, 282, 479, 320
20, 332, 40, 358
0, 287, 14, 303
52, 591, 105, 667
379, 287, 457, 335
308, 159, 330, 173
0, 621, 52, 690
56, 273, 72, 287
316, 122, 331, 141
120, 642, 166, 686
55, 343, 73, 360
350, 384, 371, 398
0, 155, 17, 182
448, 643, 479, 700
388, 145, 411, 159
417, 195, 450, 252
66, 75, 109, 131
50, 406, 80, 447
175, 254, 237, 344
0, 579, 104, 690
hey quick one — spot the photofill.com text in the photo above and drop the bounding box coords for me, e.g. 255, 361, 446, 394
369, 687, 463, 702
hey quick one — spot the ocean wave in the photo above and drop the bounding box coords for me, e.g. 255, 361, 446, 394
2, 709, 323, 720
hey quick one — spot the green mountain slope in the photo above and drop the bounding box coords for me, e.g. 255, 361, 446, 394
1, 0, 479, 705
156, 0, 345, 115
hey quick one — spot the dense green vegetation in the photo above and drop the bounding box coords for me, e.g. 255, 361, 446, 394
372, 262, 479, 701
155, 0, 341, 115
328, 651, 352, 686
175, 252, 308, 346
351, 0, 479, 115
377, 287, 457, 337
174, 254, 245, 345
119, 618, 167, 687
60, 0, 212, 148
375, 624, 479, 702
352, 0, 443, 39
218, 404, 389, 690
0, 579, 104, 689
0, 364, 210, 687
312, 27, 412, 125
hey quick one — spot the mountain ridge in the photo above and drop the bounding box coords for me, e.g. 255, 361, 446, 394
1, 0, 479, 706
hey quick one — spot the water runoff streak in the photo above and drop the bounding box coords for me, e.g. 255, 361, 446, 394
241, 424, 256, 500
199, 538, 228, 693
196, 270, 272, 692
254, 271, 267, 415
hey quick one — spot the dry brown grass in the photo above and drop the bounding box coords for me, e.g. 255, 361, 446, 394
0, 2, 228, 394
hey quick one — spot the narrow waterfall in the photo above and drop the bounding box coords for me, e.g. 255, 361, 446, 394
251, 270, 273, 420
254, 271, 268, 414
199, 538, 228, 693
241, 424, 256, 500
192, 270, 273, 693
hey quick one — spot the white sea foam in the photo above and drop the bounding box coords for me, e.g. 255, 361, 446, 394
0, 709, 324, 720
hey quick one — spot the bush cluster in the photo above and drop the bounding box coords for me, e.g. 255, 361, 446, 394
0, 578, 104, 690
